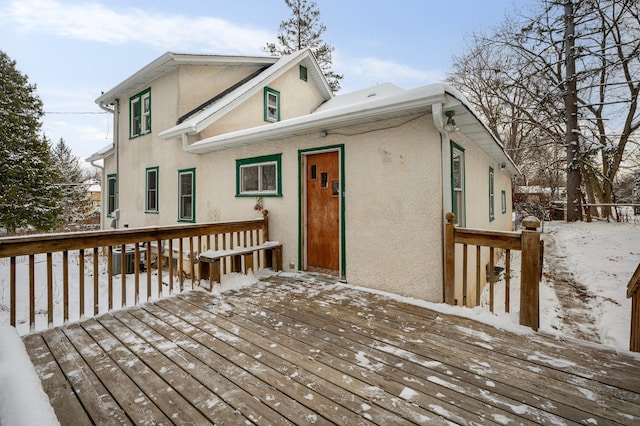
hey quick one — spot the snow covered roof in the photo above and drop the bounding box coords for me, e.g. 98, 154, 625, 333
95, 52, 280, 108
180, 81, 519, 176
158, 49, 332, 140
85, 143, 114, 163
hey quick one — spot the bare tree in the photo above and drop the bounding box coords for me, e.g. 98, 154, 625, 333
448, 0, 640, 220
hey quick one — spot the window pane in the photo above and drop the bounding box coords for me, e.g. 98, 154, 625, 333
268, 92, 277, 107
181, 174, 192, 194
181, 197, 192, 219
147, 170, 156, 190
107, 177, 116, 214
242, 166, 259, 192
132, 98, 141, 133
454, 190, 462, 221
142, 95, 151, 133
147, 191, 156, 211
179, 172, 193, 220
452, 152, 462, 189
451, 147, 465, 226
261, 164, 276, 191
147, 170, 157, 211
265, 90, 279, 121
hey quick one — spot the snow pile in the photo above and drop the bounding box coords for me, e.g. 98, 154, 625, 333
0, 324, 59, 426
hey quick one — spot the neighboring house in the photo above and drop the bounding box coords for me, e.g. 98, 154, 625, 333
86, 179, 101, 215
88, 49, 518, 303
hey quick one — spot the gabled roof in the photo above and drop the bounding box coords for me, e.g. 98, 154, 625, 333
95, 52, 279, 108
158, 48, 332, 140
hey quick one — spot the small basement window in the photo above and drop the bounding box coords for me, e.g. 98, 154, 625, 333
236, 154, 282, 197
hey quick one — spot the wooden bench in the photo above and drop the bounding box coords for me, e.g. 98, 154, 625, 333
198, 242, 283, 289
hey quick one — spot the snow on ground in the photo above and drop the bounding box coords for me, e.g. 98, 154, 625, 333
541, 220, 639, 350
0, 325, 59, 426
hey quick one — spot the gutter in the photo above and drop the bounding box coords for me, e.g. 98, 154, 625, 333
183, 91, 447, 154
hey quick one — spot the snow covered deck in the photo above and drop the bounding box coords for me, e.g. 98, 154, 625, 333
23, 277, 640, 425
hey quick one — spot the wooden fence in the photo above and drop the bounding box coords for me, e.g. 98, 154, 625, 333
445, 213, 543, 330
627, 263, 640, 352
0, 211, 274, 333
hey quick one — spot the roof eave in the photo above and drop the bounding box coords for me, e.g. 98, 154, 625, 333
95, 52, 279, 107
185, 92, 445, 154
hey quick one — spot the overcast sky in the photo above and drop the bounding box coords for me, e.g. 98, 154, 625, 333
1, 0, 537, 163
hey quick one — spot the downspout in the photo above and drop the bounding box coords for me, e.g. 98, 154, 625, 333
432, 103, 452, 303
182, 133, 189, 151
114, 99, 120, 229
96, 100, 117, 230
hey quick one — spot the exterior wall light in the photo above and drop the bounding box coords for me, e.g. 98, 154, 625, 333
444, 111, 459, 133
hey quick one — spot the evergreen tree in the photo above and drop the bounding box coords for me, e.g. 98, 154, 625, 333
51, 137, 91, 225
263, 0, 343, 93
0, 50, 62, 232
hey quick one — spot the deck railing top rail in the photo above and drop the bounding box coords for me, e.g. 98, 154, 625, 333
445, 213, 542, 331
1, 211, 274, 334
0, 218, 267, 258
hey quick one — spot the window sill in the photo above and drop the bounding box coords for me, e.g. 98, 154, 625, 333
236, 192, 281, 198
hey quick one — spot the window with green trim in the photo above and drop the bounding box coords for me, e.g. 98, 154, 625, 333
501, 190, 507, 214
299, 65, 308, 82
236, 154, 282, 197
107, 174, 117, 217
145, 167, 159, 213
130, 88, 151, 138
264, 87, 280, 122
178, 168, 195, 222
451, 143, 465, 226
489, 167, 495, 221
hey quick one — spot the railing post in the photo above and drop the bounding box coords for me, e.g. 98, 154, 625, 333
520, 216, 541, 331
262, 209, 270, 242
626, 263, 640, 352
444, 212, 456, 305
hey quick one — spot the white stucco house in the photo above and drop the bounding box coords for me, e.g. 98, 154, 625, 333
87, 48, 518, 303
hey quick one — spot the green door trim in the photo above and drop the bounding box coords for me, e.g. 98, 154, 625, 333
298, 144, 346, 280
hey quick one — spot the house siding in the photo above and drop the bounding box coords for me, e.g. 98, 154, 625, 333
97, 53, 516, 304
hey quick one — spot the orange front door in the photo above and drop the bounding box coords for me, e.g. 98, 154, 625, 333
306, 151, 340, 274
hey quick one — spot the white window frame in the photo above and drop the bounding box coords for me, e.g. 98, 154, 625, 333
489, 167, 495, 221
107, 174, 117, 217
178, 168, 195, 222
129, 89, 151, 138
264, 87, 280, 122
145, 167, 159, 213
451, 143, 466, 226
236, 154, 282, 197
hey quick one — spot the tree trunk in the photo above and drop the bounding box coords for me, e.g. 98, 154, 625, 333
565, 0, 582, 222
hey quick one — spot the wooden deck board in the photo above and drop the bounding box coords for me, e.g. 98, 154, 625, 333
244, 280, 637, 423
22, 333, 97, 426
24, 277, 640, 425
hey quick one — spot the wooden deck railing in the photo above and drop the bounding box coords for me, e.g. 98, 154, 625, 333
1, 210, 274, 333
445, 213, 543, 330
627, 263, 640, 352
